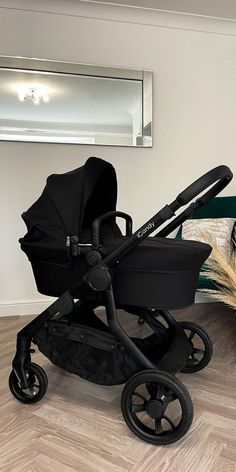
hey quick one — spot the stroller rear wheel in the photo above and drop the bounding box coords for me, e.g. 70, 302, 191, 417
180, 321, 213, 373
121, 369, 193, 445
9, 362, 48, 404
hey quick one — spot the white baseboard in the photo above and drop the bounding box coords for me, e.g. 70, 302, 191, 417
0, 292, 212, 317
0, 298, 55, 317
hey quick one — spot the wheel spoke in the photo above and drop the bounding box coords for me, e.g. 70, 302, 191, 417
157, 384, 165, 399
133, 391, 147, 402
193, 348, 204, 356
146, 383, 158, 399
163, 391, 176, 407
27, 382, 40, 396
132, 402, 145, 413
163, 415, 176, 430
188, 330, 195, 341
155, 419, 163, 434
150, 383, 166, 400
187, 355, 199, 365
22, 384, 37, 391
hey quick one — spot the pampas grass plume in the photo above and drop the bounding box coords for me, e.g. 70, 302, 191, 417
199, 230, 236, 310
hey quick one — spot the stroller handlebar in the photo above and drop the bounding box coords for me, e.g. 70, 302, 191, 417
103, 164, 233, 266
156, 164, 233, 238
175, 165, 233, 207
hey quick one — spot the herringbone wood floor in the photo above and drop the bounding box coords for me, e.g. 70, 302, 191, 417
0, 302, 236, 472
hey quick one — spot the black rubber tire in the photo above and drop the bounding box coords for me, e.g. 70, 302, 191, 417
9, 362, 48, 404
121, 369, 193, 445
180, 321, 213, 373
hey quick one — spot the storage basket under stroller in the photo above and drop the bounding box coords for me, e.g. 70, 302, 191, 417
33, 302, 190, 386
9, 156, 233, 446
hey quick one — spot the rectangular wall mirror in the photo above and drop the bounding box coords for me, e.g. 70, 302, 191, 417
0, 56, 152, 147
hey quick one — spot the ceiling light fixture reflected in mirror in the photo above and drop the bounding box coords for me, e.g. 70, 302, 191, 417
17, 86, 50, 106
0, 56, 152, 146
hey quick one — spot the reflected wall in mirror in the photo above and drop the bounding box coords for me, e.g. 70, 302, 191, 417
0, 57, 152, 147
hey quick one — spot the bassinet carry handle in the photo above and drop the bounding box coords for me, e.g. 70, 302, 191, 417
92, 211, 133, 249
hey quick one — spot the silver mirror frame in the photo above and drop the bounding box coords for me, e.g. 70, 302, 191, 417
0, 56, 152, 147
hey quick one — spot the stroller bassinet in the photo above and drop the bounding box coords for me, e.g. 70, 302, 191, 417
10, 157, 233, 446
20, 157, 211, 309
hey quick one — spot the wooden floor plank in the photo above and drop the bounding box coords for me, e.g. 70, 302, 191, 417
0, 302, 236, 471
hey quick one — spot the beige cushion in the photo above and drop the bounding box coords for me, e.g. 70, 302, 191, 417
182, 218, 235, 256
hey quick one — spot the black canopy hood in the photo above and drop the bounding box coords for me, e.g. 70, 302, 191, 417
22, 157, 118, 241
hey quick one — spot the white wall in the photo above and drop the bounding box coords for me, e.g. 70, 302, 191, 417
0, 1, 236, 315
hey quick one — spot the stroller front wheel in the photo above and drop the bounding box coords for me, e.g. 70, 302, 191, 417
180, 321, 213, 373
9, 362, 48, 404
121, 369, 193, 445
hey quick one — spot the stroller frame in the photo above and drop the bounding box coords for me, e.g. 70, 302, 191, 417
11, 163, 233, 445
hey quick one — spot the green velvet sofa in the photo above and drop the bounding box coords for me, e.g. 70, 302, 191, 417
176, 196, 236, 289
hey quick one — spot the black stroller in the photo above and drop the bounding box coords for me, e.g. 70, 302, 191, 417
9, 157, 233, 445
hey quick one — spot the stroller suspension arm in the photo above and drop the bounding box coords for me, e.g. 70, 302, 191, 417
82, 247, 186, 371
105, 288, 156, 370
85, 259, 156, 369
